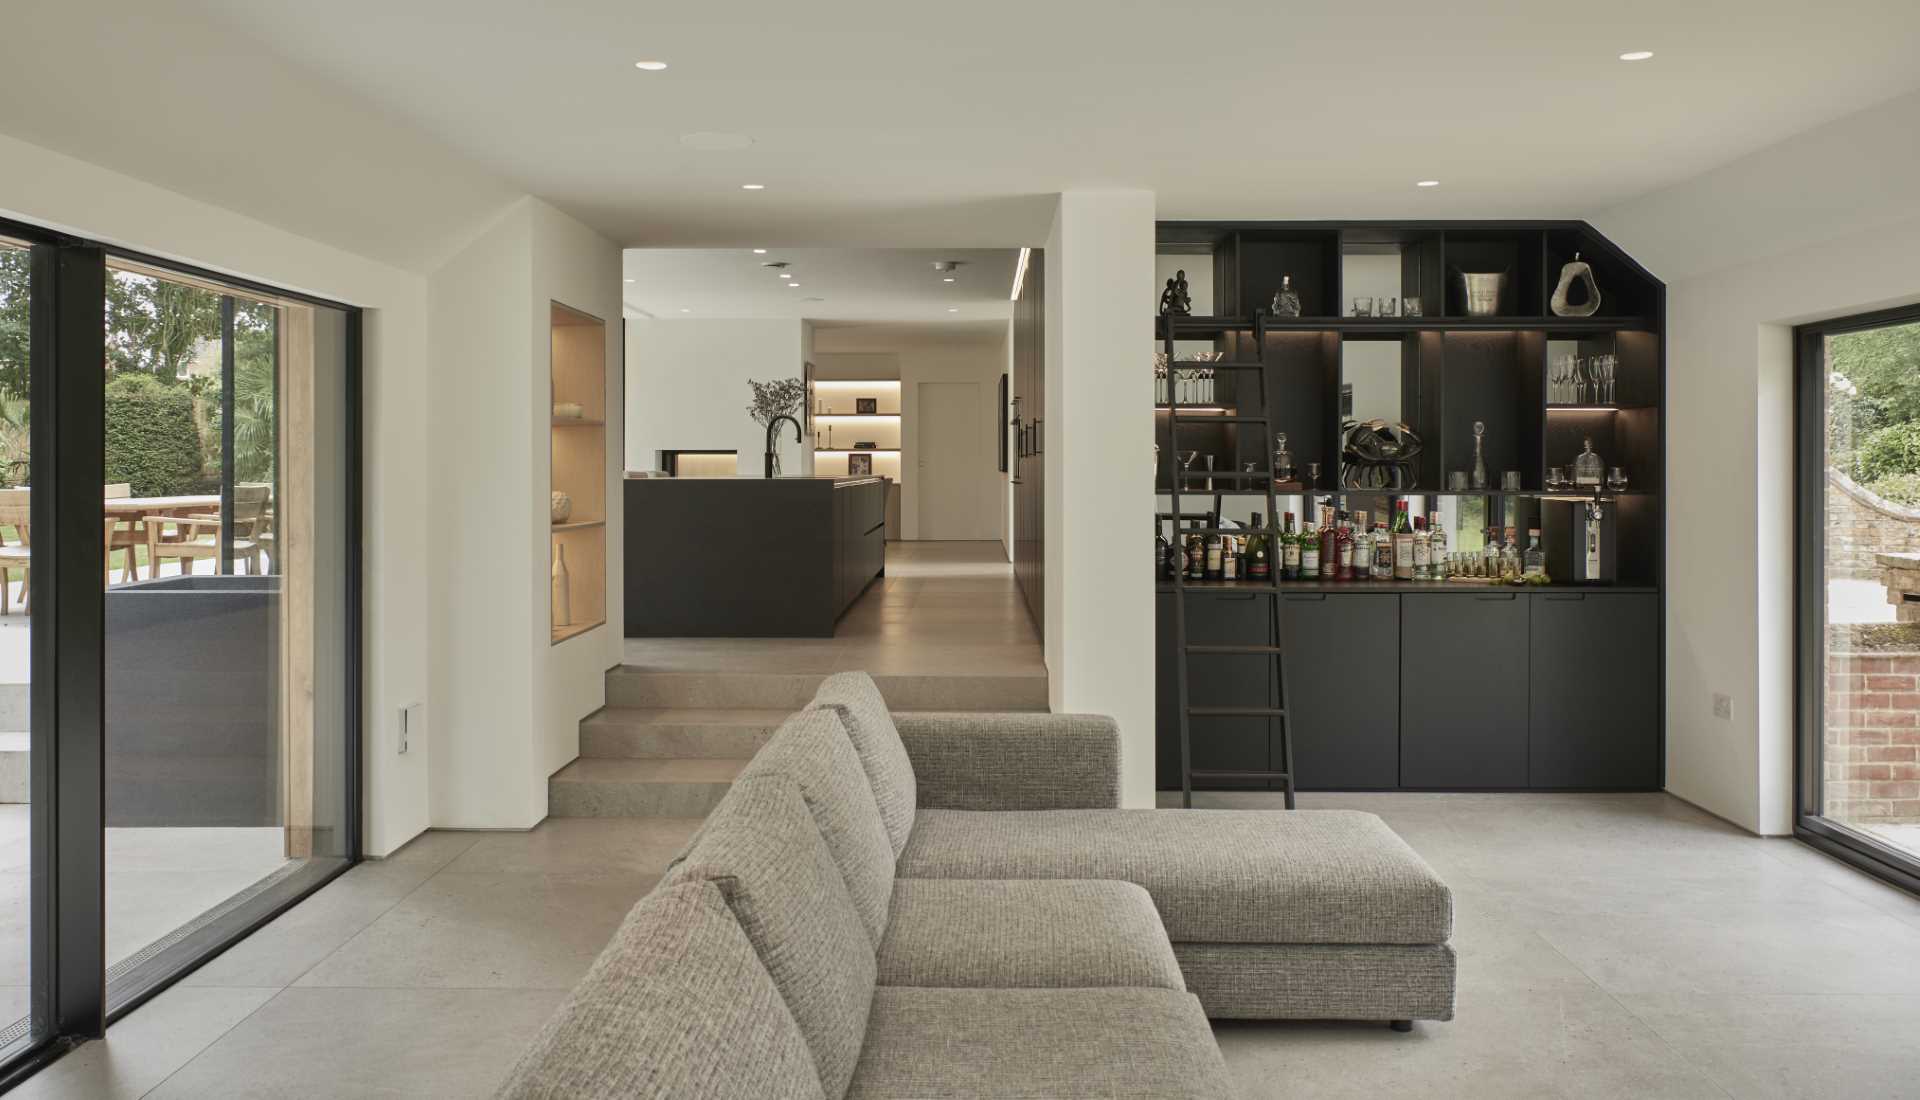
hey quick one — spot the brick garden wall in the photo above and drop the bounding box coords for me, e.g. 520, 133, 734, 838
1825, 649, 1920, 823
1826, 468, 1920, 580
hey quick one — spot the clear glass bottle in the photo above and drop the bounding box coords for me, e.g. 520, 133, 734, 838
1412, 516, 1431, 580
1427, 511, 1448, 578
1471, 420, 1488, 490
1273, 433, 1295, 484
1349, 511, 1369, 581
1523, 527, 1546, 579
1272, 275, 1302, 318
1573, 437, 1604, 487
1501, 527, 1521, 579
1371, 523, 1393, 580
1482, 528, 1501, 577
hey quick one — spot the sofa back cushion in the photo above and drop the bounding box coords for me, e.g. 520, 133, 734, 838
495, 879, 826, 1100
667, 774, 877, 1100
738, 707, 895, 945
807, 672, 916, 857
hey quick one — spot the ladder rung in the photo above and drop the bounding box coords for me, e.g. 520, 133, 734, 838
1187, 706, 1288, 717
1189, 769, 1294, 780
1185, 644, 1285, 654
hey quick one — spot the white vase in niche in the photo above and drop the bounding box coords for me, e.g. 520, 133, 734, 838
551, 491, 573, 524
552, 545, 572, 630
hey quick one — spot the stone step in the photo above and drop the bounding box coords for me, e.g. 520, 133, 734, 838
548, 757, 750, 819
580, 707, 791, 759
604, 670, 1049, 712
0, 731, 24, 804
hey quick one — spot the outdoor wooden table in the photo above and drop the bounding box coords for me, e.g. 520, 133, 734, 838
106, 495, 221, 582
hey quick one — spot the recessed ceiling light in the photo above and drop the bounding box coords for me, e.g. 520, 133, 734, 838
788, 283, 800, 288
779, 273, 792, 279
741, 183, 766, 190
679, 308, 691, 313
1619, 50, 1654, 61
1416, 180, 1441, 188
947, 307, 959, 313
943, 277, 956, 283
633, 60, 668, 71
753, 248, 767, 254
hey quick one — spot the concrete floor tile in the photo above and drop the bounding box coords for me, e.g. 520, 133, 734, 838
443, 817, 702, 875
1619, 993, 1920, 1100
1214, 990, 1728, 1099
145, 987, 565, 1100
295, 870, 657, 990
10, 985, 278, 1100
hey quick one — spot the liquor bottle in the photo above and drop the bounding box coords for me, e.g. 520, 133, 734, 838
1223, 534, 1239, 580
1523, 527, 1546, 579
1427, 511, 1448, 578
1281, 513, 1301, 581
1371, 523, 1393, 580
1300, 510, 1321, 580
1482, 528, 1501, 578
1335, 511, 1355, 580
1187, 523, 1207, 580
1317, 505, 1337, 580
1157, 525, 1171, 578
1205, 533, 1225, 580
1412, 516, 1431, 580
1350, 511, 1370, 580
1391, 500, 1414, 580
1501, 527, 1521, 579
1247, 512, 1270, 581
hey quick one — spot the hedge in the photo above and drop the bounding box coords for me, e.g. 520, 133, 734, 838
104, 374, 205, 496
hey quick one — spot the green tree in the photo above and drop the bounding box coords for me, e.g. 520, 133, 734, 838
0, 246, 29, 401
105, 269, 221, 381
105, 373, 205, 495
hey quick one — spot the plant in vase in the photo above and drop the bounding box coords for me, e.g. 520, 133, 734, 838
745, 377, 806, 475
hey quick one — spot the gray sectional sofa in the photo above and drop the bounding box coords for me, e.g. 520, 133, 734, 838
499, 672, 1455, 1099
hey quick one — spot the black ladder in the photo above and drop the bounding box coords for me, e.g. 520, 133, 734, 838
1161, 314, 1298, 810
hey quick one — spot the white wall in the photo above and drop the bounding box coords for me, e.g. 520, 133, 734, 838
0, 131, 444, 858
814, 327, 1010, 544
1596, 90, 1920, 834
427, 198, 621, 829
624, 319, 808, 477
1047, 191, 1157, 808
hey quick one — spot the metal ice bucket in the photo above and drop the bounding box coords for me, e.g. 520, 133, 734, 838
1456, 270, 1507, 317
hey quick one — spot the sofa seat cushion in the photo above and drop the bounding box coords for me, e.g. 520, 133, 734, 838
666, 775, 876, 1100
738, 707, 896, 944
877, 879, 1184, 991
847, 987, 1234, 1100
897, 808, 1452, 945
496, 880, 825, 1100
807, 672, 916, 857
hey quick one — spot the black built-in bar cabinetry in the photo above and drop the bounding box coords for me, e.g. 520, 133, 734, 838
1155, 221, 1664, 791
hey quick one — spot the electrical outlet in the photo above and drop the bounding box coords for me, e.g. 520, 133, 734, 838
1712, 693, 1732, 721
400, 703, 423, 754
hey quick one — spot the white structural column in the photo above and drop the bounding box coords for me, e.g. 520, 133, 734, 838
1044, 191, 1157, 808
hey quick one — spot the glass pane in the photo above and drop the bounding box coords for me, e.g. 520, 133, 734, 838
0, 238, 34, 1056
101, 259, 350, 1004
1821, 319, 1920, 863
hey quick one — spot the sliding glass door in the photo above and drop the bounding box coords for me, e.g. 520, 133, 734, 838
1797, 305, 1920, 890
0, 219, 359, 1083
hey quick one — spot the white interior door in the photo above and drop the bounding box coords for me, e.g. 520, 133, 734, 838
917, 381, 987, 539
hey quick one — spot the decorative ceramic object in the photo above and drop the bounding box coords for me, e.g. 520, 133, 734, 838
1270, 276, 1302, 318
551, 491, 573, 524
1550, 252, 1602, 317
553, 402, 585, 420
551, 545, 571, 630
1158, 270, 1193, 316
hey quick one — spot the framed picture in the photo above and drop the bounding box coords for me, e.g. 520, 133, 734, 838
848, 453, 874, 476
856, 397, 878, 414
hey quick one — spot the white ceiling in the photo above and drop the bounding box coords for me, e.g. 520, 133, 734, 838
7, 1, 1920, 268
623, 248, 1018, 323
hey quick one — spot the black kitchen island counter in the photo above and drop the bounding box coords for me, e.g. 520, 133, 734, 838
623, 475, 888, 637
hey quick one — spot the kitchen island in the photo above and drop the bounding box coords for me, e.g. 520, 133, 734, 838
623, 475, 888, 637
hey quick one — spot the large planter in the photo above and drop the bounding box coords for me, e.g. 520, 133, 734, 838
105, 574, 279, 827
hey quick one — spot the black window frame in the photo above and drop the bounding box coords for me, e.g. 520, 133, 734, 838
1794, 302, 1920, 896
0, 214, 364, 1088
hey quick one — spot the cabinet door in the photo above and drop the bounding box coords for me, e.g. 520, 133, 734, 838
1400, 593, 1529, 788
1156, 592, 1274, 790
1281, 593, 1400, 789
1529, 593, 1660, 788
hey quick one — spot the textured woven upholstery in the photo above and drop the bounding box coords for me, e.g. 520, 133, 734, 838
898, 808, 1453, 945
877, 879, 1184, 991
892, 712, 1120, 810
1174, 941, 1457, 1021
666, 775, 876, 1100
738, 708, 895, 944
807, 672, 916, 857
496, 880, 825, 1100
847, 987, 1234, 1100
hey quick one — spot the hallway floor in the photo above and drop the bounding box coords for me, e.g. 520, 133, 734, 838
621, 540, 1044, 679
17, 792, 1920, 1098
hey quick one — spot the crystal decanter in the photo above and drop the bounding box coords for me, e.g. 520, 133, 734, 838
1573, 437, 1604, 487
